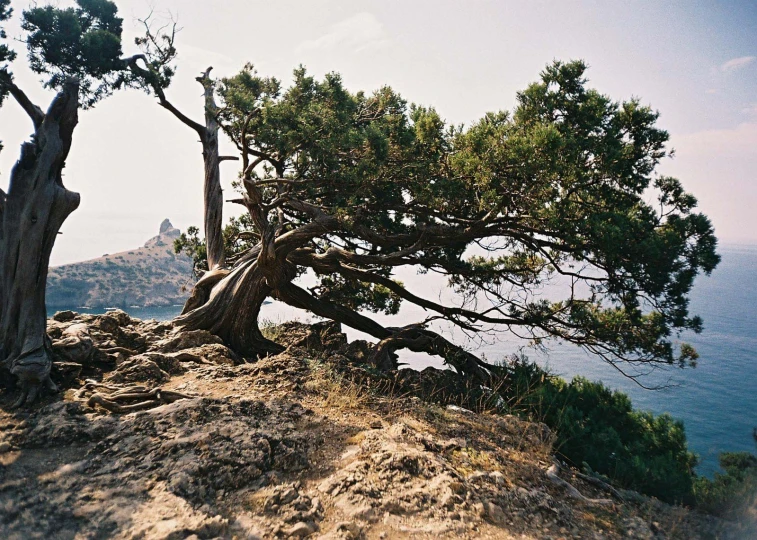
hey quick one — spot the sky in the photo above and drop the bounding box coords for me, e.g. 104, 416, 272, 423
0, 0, 755, 265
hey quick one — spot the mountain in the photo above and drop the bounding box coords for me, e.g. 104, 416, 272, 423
46, 219, 194, 309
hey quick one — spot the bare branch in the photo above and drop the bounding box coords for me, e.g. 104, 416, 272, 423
122, 54, 205, 136
0, 73, 44, 128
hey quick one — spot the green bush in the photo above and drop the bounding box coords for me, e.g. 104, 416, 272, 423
694, 431, 757, 518
498, 358, 698, 504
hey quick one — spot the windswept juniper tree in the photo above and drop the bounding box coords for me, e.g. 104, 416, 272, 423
174, 61, 719, 382
0, 0, 159, 405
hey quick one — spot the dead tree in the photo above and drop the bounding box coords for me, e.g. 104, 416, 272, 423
0, 78, 80, 406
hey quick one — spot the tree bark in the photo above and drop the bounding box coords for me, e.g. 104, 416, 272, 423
174, 258, 285, 357
196, 68, 225, 271
0, 79, 80, 406
123, 58, 228, 272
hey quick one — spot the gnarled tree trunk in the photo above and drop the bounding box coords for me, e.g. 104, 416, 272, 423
0, 79, 80, 406
175, 257, 286, 357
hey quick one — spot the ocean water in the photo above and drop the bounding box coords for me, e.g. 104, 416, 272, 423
47, 305, 185, 321
46, 244, 756, 475
475, 243, 757, 476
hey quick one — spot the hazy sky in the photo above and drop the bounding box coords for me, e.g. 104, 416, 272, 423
1, 0, 755, 265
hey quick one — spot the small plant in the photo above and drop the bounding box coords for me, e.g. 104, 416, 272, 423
304, 359, 368, 411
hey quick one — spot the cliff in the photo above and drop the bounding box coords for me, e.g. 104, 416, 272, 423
46, 219, 193, 309
0, 312, 749, 539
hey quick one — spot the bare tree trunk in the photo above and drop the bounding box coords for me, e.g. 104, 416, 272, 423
197, 68, 225, 271
0, 79, 80, 406
123, 58, 229, 272
175, 258, 285, 357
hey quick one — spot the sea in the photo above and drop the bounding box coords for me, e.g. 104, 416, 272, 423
47, 243, 757, 476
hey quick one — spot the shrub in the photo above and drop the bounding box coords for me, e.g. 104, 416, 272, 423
498, 357, 698, 504
694, 431, 757, 518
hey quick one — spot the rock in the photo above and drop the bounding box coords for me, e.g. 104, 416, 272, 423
52, 310, 77, 322
271, 321, 347, 352
446, 405, 474, 414
440, 492, 462, 509
153, 329, 225, 353
288, 521, 317, 537
159, 218, 174, 234
324, 521, 362, 539
52, 323, 94, 364
0, 441, 12, 453
169, 343, 240, 365
104, 357, 169, 385
338, 340, 372, 363
622, 517, 654, 539
482, 501, 506, 525
489, 471, 506, 486
51, 361, 83, 386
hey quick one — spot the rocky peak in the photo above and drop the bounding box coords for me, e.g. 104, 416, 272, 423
145, 219, 180, 248
159, 219, 174, 234
159, 219, 180, 237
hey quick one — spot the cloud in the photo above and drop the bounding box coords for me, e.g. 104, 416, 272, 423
297, 13, 390, 53
720, 56, 755, 73
675, 121, 757, 159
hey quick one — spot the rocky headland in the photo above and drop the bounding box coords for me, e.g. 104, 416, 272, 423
46, 220, 193, 310
0, 311, 750, 539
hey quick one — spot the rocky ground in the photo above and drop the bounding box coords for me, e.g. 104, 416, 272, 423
0, 311, 749, 539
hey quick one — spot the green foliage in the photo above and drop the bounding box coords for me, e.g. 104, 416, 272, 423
0, 0, 15, 150
0, 0, 14, 69
694, 431, 757, 517
208, 60, 718, 369
499, 358, 698, 504
311, 274, 402, 315
174, 226, 207, 278
21, 0, 126, 106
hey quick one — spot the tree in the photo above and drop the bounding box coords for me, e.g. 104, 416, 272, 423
120, 13, 235, 282
0, 0, 128, 405
174, 61, 719, 383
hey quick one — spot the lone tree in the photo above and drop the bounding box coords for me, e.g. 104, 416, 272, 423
174, 61, 719, 381
0, 0, 150, 405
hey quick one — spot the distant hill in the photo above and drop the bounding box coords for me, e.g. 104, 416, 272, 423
46, 219, 194, 309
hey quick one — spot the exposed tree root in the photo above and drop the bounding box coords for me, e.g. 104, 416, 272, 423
572, 470, 629, 502
98, 346, 138, 356
77, 380, 194, 414
9, 375, 57, 409
546, 461, 613, 506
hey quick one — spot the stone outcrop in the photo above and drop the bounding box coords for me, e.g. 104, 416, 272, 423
0, 314, 748, 539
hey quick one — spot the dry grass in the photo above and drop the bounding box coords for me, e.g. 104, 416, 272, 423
304, 361, 369, 411
450, 447, 504, 476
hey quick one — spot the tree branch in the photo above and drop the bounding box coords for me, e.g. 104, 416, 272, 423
122, 54, 205, 136
0, 72, 44, 128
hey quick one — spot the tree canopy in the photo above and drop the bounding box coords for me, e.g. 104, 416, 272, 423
0, 0, 15, 150
178, 60, 719, 377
